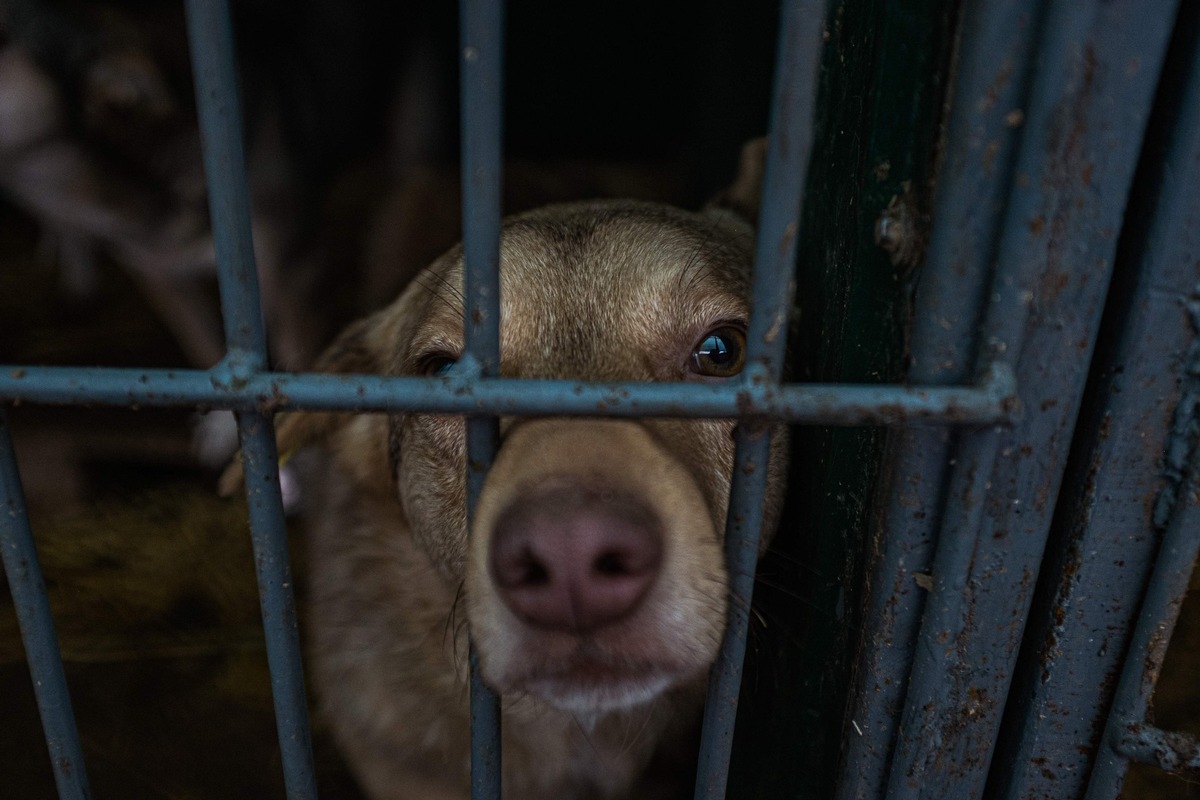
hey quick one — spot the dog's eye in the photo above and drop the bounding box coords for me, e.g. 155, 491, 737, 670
419, 355, 457, 376
689, 326, 746, 378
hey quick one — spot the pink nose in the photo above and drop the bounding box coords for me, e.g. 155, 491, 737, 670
489, 487, 663, 633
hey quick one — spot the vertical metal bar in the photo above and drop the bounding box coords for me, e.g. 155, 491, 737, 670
884, 2, 1178, 798
233, 411, 318, 799
835, 3, 1044, 794
0, 408, 91, 800
1085, 445, 1200, 798
184, 2, 317, 798
692, 1, 825, 797
1080, 12, 1200, 792
459, 0, 504, 797
183, 0, 267, 366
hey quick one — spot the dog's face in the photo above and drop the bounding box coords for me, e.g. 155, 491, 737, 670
365, 200, 788, 714
260, 189, 789, 729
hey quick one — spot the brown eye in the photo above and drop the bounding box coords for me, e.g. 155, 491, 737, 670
418, 354, 458, 376
689, 326, 746, 378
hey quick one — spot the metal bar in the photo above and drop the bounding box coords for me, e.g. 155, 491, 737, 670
0, 363, 1016, 425
993, 3, 1200, 795
0, 408, 91, 800
184, 2, 317, 797
835, 2, 1045, 794
1085, 369, 1200, 795
885, 1, 1179, 798
693, 0, 826, 797
459, 0, 504, 797
1115, 724, 1200, 775
231, 411, 317, 799
183, 0, 267, 365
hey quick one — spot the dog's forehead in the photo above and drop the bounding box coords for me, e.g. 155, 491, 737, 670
402, 201, 754, 377
498, 201, 753, 291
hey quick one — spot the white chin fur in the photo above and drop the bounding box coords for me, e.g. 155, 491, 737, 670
527, 673, 674, 715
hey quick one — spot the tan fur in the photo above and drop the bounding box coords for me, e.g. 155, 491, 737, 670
238, 145, 789, 799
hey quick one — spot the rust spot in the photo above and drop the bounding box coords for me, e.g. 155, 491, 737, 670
979, 60, 1014, 112
1029, 215, 1046, 235
778, 222, 798, 255
983, 140, 1000, 175
9, 368, 26, 378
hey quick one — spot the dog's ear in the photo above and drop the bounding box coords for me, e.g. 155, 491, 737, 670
705, 137, 767, 227
217, 303, 409, 497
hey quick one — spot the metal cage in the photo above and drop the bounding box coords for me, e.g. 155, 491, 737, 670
1, 0, 1198, 799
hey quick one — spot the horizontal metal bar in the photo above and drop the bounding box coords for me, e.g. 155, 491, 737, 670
1116, 724, 1200, 775
0, 362, 1017, 426
0, 408, 92, 800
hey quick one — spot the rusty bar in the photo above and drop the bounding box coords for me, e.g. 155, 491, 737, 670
0, 408, 91, 800
1084, 59, 1200, 786
458, 0, 504, 796
1116, 724, 1200, 776
692, 0, 826, 797
834, 2, 1045, 794
885, 1, 1179, 798
0, 362, 1016, 426
993, 3, 1200, 796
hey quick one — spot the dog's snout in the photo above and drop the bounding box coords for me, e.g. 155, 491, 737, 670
489, 487, 663, 633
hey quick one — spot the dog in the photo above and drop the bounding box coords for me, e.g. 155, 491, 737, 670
224, 140, 789, 799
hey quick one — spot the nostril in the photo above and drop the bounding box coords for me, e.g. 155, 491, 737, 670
493, 544, 550, 588
593, 550, 627, 577
513, 548, 550, 587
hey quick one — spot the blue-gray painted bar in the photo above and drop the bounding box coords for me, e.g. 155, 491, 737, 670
994, 4, 1200, 795
0, 408, 91, 800
459, 0, 505, 796
1116, 724, 1200, 775
835, 3, 1044, 794
886, 2, 1178, 798
232, 411, 317, 799
184, 1, 317, 797
1087, 441, 1200, 796
693, 0, 826, 797
1082, 33, 1200, 786
184, 0, 267, 365
0, 363, 1015, 426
